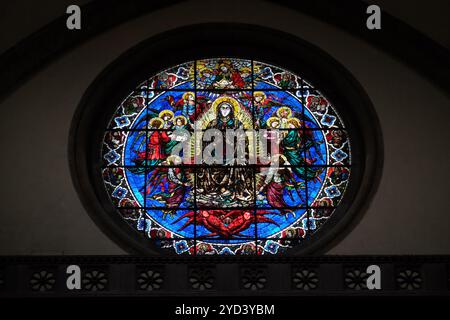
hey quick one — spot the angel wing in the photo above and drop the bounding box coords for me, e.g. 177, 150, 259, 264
264, 94, 284, 108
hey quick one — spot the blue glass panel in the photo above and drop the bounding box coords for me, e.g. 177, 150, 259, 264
101, 58, 352, 255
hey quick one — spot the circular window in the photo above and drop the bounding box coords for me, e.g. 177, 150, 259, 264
70, 24, 381, 256
102, 58, 351, 255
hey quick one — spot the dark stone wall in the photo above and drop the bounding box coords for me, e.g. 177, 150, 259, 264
0, 0, 449, 254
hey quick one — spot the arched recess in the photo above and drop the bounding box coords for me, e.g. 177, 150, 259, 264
0, 0, 448, 101
69, 23, 383, 256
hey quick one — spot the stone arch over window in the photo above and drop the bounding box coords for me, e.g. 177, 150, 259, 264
69, 24, 383, 256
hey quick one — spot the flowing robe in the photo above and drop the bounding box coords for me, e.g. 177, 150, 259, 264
197, 113, 253, 203
136, 131, 171, 166
281, 129, 317, 180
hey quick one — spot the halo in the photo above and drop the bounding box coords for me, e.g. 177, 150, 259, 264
266, 116, 281, 128
158, 109, 174, 119
276, 106, 292, 118
200, 67, 213, 75
211, 96, 240, 116
254, 91, 267, 100
218, 60, 232, 69
182, 92, 195, 100
287, 117, 301, 128
174, 115, 187, 125
149, 117, 164, 129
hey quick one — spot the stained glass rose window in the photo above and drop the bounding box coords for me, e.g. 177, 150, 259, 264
101, 58, 351, 255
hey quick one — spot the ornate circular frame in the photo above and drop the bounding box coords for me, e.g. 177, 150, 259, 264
69, 23, 383, 256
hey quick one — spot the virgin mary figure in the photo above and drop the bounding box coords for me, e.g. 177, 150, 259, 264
196, 97, 254, 206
